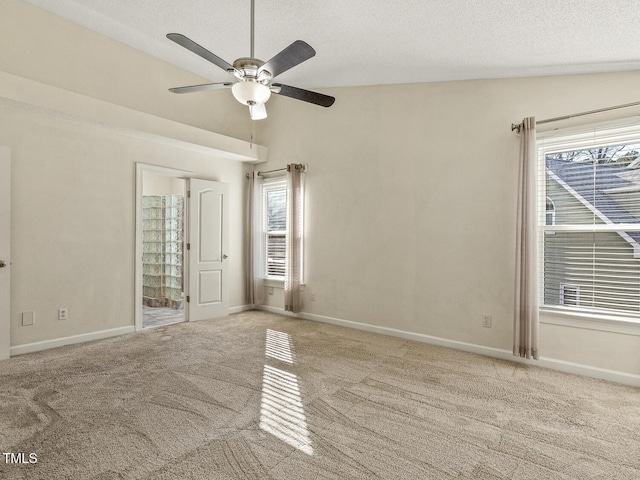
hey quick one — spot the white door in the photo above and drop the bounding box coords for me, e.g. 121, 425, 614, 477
0, 147, 10, 360
187, 179, 229, 321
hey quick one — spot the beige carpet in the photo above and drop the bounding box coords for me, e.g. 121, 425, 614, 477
0, 310, 638, 479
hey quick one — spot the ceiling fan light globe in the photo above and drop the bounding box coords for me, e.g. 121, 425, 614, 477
231, 81, 271, 106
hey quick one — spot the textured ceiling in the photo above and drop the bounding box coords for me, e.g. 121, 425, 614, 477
23, 0, 640, 89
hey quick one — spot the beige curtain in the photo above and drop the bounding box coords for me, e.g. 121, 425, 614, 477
284, 164, 303, 312
514, 117, 539, 359
248, 171, 265, 306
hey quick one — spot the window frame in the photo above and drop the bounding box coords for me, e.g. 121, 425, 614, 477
545, 196, 556, 226
537, 118, 640, 333
262, 177, 287, 282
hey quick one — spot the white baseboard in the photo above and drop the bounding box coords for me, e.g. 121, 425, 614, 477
255, 306, 640, 388
10, 306, 639, 387
533, 357, 640, 387
228, 304, 254, 314
8, 305, 267, 357
10, 326, 135, 357
255, 304, 299, 317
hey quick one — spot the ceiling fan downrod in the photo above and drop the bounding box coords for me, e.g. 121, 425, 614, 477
250, 0, 255, 59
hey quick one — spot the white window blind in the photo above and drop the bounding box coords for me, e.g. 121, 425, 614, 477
263, 178, 287, 279
538, 119, 640, 319
560, 283, 580, 306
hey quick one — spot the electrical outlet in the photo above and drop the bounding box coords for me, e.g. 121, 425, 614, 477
21, 311, 34, 326
310, 291, 316, 301
482, 314, 492, 328
58, 308, 68, 320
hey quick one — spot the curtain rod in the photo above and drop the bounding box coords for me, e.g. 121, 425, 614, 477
245, 164, 306, 178
511, 99, 640, 133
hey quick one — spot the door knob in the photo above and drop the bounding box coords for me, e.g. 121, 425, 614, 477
222, 254, 228, 259
0, 260, 6, 268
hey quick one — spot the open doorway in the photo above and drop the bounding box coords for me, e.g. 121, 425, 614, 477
141, 171, 186, 329
135, 163, 230, 332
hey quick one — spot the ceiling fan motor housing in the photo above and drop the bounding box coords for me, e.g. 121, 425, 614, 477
231, 58, 272, 82
230, 58, 273, 105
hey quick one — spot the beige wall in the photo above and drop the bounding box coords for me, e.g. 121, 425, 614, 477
1, 105, 250, 347
0, 0, 251, 140
1, 0, 253, 348
143, 173, 185, 196
3, 0, 639, 379
256, 73, 640, 377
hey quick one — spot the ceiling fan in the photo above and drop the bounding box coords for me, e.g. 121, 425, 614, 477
167, 0, 335, 120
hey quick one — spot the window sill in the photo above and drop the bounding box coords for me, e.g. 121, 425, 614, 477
263, 279, 307, 289
540, 308, 640, 336
264, 278, 284, 288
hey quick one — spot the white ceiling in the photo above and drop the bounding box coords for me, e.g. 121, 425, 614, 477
23, 0, 640, 90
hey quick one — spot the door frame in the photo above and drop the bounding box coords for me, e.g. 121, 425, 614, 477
0, 147, 10, 360
135, 163, 192, 332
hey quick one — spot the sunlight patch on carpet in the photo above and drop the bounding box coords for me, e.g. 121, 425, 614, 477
260, 330, 312, 455
265, 329, 295, 364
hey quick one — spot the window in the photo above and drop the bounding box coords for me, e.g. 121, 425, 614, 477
263, 178, 287, 279
545, 197, 556, 226
559, 284, 580, 306
538, 120, 640, 320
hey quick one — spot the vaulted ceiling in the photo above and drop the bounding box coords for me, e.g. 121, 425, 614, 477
24, 0, 640, 89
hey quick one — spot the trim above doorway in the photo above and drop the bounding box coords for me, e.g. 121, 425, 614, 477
135, 163, 193, 332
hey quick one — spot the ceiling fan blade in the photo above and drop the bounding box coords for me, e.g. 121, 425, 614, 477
169, 82, 233, 94
272, 83, 335, 107
259, 40, 316, 78
167, 33, 236, 74
249, 103, 267, 120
